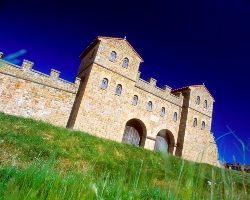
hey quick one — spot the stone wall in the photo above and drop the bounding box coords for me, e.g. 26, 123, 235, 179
173, 86, 219, 166
0, 59, 79, 126
72, 62, 183, 152
175, 90, 190, 157
135, 76, 182, 106
73, 62, 137, 141
181, 107, 219, 166
94, 37, 143, 81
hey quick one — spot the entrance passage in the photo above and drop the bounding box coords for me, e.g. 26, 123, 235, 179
154, 129, 174, 154
122, 118, 146, 147
122, 126, 140, 146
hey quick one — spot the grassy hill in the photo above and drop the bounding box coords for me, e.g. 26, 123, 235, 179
0, 112, 249, 199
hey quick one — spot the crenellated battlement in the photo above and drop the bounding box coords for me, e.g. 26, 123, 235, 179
135, 72, 183, 106
0, 58, 80, 93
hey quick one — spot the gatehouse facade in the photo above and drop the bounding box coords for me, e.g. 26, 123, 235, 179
0, 36, 219, 166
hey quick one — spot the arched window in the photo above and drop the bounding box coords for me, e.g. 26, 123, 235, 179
160, 107, 165, 117
201, 121, 205, 130
123, 57, 129, 68
196, 96, 200, 105
173, 112, 177, 121
110, 51, 116, 62
132, 95, 138, 106
147, 101, 152, 111
193, 118, 197, 127
115, 84, 122, 95
101, 78, 108, 89
204, 100, 207, 108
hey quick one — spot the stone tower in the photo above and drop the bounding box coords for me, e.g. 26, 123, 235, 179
172, 85, 219, 166
67, 36, 145, 142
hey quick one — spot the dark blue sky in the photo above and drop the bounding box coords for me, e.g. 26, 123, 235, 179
0, 0, 250, 164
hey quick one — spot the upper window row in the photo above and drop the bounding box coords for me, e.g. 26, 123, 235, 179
101, 78, 177, 120
193, 118, 206, 130
196, 96, 207, 108
109, 51, 129, 68
136, 98, 177, 120
101, 78, 122, 95
134, 98, 169, 116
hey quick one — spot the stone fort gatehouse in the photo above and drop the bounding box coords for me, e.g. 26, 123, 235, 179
0, 36, 219, 166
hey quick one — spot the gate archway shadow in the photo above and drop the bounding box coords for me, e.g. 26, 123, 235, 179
122, 118, 147, 147
154, 129, 175, 154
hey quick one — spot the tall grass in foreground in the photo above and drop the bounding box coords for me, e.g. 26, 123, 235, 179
0, 112, 249, 199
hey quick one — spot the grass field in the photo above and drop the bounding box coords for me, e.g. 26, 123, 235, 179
0, 112, 249, 199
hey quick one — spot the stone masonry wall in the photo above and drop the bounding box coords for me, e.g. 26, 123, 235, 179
181, 108, 219, 166
133, 73, 183, 151
0, 59, 79, 126
174, 90, 190, 157
94, 37, 142, 82
177, 87, 219, 166
73, 63, 183, 151
73, 63, 138, 141
72, 37, 183, 153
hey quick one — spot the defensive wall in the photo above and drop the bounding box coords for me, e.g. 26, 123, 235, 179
0, 54, 80, 126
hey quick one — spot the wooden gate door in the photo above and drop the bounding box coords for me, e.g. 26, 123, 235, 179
154, 136, 168, 152
122, 126, 140, 146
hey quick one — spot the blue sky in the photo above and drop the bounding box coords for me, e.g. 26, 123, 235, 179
0, 0, 249, 164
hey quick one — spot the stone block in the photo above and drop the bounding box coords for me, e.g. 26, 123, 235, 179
50, 69, 61, 79
147, 77, 157, 87
21, 59, 34, 70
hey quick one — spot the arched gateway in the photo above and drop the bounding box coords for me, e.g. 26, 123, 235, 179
154, 129, 175, 154
122, 118, 147, 147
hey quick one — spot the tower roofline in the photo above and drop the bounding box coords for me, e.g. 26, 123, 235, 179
79, 36, 144, 62
171, 84, 215, 102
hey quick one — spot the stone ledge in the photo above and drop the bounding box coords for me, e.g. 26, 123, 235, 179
146, 136, 156, 141
94, 61, 136, 82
